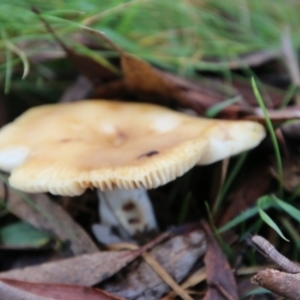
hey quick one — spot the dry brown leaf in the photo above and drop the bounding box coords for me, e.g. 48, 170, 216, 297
0, 250, 139, 286
141, 252, 193, 300
121, 53, 240, 116
0, 183, 98, 255
93, 79, 130, 99
202, 221, 238, 300
0, 278, 125, 300
109, 242, 194, 300
0, 232, 170, 286
102, 227, 206, 300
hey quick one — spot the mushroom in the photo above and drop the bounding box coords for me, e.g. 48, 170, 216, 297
0, 100, 265, 240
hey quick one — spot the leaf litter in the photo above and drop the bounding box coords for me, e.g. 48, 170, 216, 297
101, 226, 206, 300
0, 180, 98, 255
202, 221, 238, 300
0, 278, 126, 300
0, 227, 206, 299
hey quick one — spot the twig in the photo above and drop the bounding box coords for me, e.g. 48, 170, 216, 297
251, 269, 300, 300
248, 235, 300, 273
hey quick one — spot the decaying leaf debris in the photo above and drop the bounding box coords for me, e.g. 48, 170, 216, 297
202, 221, 238, 300
0, 278, 126, 300
0, 226, 206, 299
0, 181, 98, 256
101, 227, 206, 299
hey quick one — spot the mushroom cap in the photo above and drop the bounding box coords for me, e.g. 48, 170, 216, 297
0, 100, 265, 196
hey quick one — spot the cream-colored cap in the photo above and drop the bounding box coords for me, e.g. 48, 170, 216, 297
0, 100, 265, 195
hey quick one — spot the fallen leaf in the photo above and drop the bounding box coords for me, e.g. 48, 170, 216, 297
0, 278, 125, 300
102, 227, 206, 300
0, 232, 169, 286
202, 221, 238, 300
93, 79, 130, 99
0, 250, 138, 286
121, 53, 240, 116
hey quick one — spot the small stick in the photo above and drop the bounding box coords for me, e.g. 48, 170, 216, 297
248, 235, 300, 273
251, 269, 300, 300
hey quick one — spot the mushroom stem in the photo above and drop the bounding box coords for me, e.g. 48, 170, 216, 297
97, 188, 158, 240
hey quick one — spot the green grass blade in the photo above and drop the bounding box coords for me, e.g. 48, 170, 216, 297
4, 40, 30, 79
273, 195, 300, 223
258, 195, 289, 241
205, 95, 241, 118
1, 30, 12, 94
251, 77, 283, 196
205, 201, 233, 257
213, 152, 248, 215
218, 206, 259, 233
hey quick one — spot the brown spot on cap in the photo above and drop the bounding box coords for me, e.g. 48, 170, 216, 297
138, 150, 159, 159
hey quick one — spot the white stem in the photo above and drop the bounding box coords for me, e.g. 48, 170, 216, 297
97, 188, 158, 239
